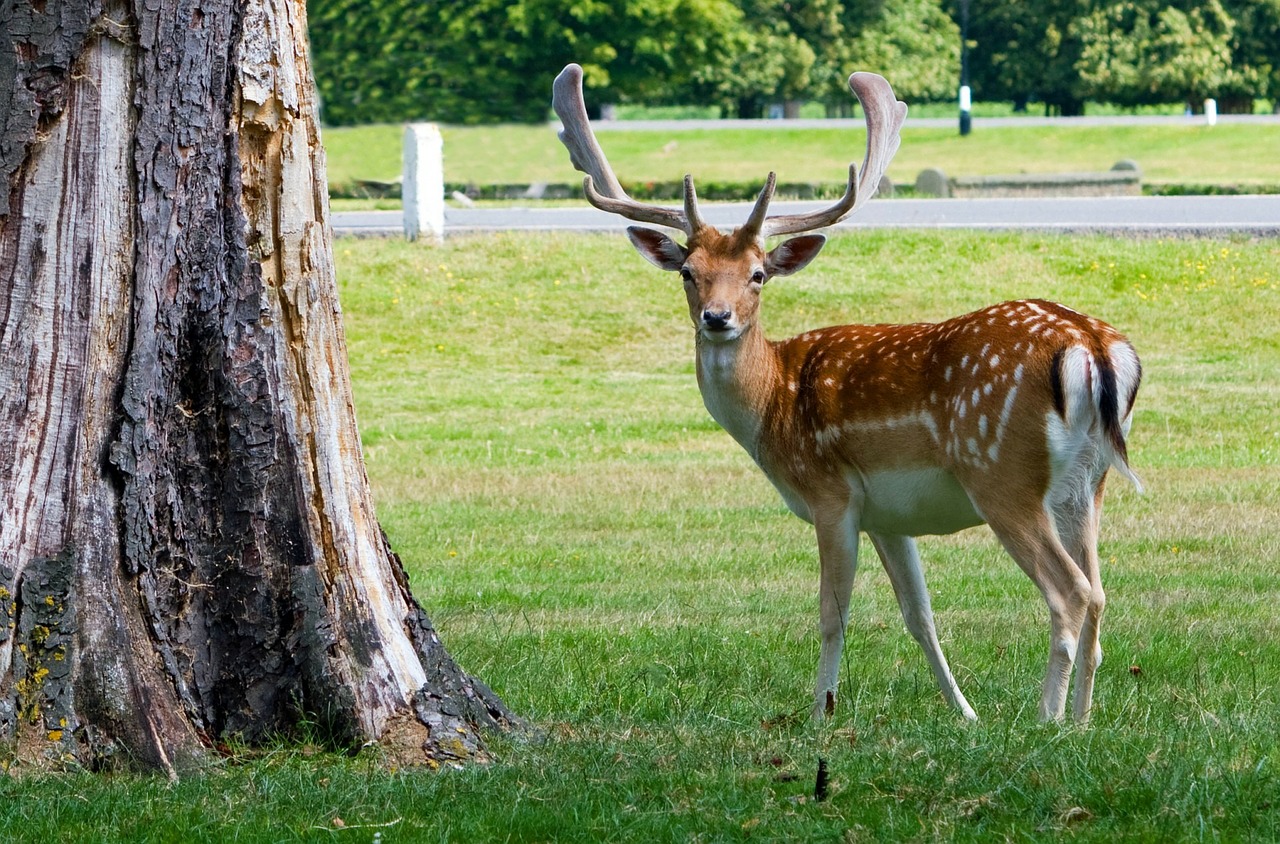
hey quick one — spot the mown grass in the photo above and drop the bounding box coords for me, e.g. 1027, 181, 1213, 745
3, 232, 1279, 841
321, 121, 1280, 191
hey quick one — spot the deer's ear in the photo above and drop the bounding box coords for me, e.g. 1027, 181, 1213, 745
766, 234, 826, 278
627, 226, 688, 272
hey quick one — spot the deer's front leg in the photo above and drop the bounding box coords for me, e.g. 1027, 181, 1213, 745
812, 502, 861, 719
869, 532, 977, 720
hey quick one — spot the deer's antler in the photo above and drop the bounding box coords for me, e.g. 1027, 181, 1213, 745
552, 64, 906, 240
552, 64, 694, 233
748, 72, 907, 240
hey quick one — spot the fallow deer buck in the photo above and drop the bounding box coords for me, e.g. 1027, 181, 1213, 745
552, 64, 1142, 723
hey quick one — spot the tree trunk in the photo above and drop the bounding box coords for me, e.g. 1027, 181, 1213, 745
0, 0, 513, 775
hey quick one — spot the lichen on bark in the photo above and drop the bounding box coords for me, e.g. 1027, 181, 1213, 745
1, 549, 77, 769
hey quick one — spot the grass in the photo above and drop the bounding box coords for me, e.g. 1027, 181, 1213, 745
3, 231, 1280, 841
321, 121, 1280, 193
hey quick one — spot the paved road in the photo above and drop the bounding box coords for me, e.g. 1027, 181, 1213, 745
589, 113, 1280, 131
333, 195, 1280, 238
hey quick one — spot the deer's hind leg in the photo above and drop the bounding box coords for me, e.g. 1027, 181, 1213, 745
1051, 480, 1109, 723
979, 498, 1093, 722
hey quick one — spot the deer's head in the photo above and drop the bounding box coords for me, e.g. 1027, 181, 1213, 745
552, 64, 907, 343
626, 178, 828, 342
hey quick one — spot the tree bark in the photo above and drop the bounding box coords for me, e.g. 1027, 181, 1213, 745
1, 0, 513, 775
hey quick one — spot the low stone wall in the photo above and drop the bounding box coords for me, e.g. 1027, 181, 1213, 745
915, 162, 1142, 198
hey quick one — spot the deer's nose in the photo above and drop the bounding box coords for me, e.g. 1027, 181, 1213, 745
702, 309, 732, 331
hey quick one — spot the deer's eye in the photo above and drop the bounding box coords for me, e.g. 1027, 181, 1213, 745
680, 268, 694, 284
749, 270, 766, 285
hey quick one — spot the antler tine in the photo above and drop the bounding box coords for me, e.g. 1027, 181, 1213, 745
757, 163, 858, 240
758, 72, 907, 239
849, 71, 907, 211
682, 175, 707, 234
552, 64, 690, 233
737, 172, 777, 241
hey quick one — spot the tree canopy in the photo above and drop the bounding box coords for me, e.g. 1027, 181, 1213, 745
306, 0, 1280, 124
966, 0, 1279, 114
308, 0, 959, 123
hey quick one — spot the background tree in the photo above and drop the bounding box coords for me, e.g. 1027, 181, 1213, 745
1144, 1, 1243, 106
1075, 0, 1260, 111
305, 0, 463, 125
1223, 0, 1280, 110
844, 0, 960, 105
696, 24, 815, 118
309, 0, 746, 123
965, 0, 1277, 114
307, 0, 964, 123
964, 0, 1092, 115
305, 0, 1278, 122
1072, 2, 1152, 106
1, 0, 512, 774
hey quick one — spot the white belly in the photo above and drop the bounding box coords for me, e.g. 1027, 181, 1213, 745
857, 467, 984, 536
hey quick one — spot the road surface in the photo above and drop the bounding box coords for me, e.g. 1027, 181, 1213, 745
586, 113, 1280, 132
333, 195, 1280, 238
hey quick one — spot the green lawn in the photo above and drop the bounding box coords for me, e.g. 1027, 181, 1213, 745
3, 231, 1279, 841
321, 121, 1280, 192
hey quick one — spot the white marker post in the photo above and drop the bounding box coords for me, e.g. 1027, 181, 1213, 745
403, 123, 444, 243
1204, 98, 1218, 126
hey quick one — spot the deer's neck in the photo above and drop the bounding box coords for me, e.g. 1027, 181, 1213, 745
695, 323, 781, 458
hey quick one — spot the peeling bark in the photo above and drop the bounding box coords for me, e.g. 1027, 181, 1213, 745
0, 0, 513, 775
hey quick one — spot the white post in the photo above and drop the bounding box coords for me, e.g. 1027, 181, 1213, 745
1204, 98, 1218, 126
403, 123, 444, 243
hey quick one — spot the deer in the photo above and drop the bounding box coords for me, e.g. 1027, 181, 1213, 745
551, 63, 1142, 724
